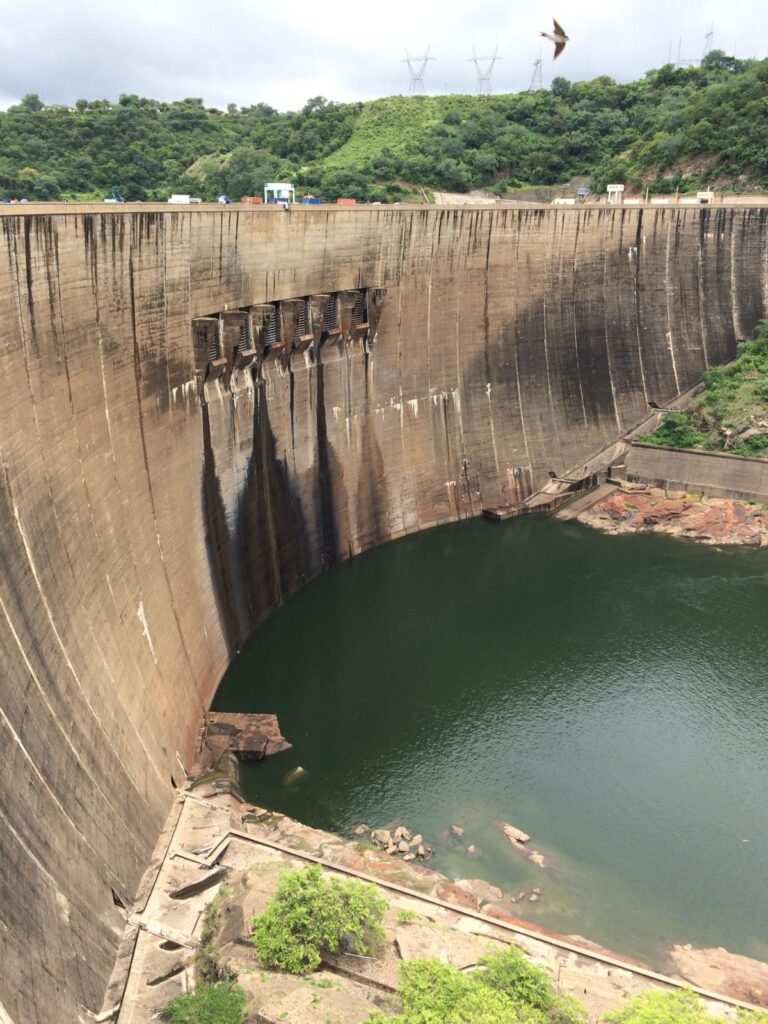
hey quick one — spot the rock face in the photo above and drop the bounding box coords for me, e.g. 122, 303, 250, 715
0, 202, 764, 1024
579, 488, 768, 545
668, 945, 768, 1007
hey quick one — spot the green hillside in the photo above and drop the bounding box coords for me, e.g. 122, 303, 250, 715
1, 51, 767, 202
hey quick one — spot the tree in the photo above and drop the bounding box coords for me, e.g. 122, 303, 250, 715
18, 93, 44, 112
251, 865, 386, 974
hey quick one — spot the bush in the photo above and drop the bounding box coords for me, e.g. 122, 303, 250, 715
602, 988, 710, 1023
479, 946, 587, 1024
161, 981, 247, 1024
636, 412, 705, 449
367, 947, 587, 1024
250, 864, 387, 974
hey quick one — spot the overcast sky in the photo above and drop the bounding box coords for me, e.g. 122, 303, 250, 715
0, 0, 765, 112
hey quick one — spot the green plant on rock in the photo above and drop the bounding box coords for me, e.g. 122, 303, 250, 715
250, 864, 387, 974
601, 988, 710, 1023
161, 980, 247, 1024
366, 947, 587, 1024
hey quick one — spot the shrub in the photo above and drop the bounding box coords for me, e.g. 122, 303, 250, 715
636, 411, 705, 449
161, 981, 247, 1024
366, 947, 587, 1024
250, 864, 387, 974
479, 946, 587, 1023
601, 988, 709, 1023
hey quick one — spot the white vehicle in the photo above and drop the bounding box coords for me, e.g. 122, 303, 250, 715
168, 194, 191, 204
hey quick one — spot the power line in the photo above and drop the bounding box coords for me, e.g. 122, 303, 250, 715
529, 49, 543, 91
467, 46, 502, 95
402, 47, 436, 94
702, 21, 715, 61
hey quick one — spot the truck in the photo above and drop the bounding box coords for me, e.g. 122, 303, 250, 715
167, 194, 202, 204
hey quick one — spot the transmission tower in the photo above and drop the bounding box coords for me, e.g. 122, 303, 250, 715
402, 47, 436, 94
529, 49, 543, 91
702, 21, 715, 60
467, 46, 502, 95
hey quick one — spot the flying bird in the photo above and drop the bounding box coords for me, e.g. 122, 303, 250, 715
541, 17, 569, 60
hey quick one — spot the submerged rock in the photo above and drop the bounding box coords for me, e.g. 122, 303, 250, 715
499, 822, 531, 845
450, 824, 465, 838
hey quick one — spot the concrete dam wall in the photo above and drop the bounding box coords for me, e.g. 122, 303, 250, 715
0, 203, 766, 1024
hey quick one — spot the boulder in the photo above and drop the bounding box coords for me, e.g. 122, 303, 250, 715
417, 844, 426, 858
353, 824, 370, 836
450, 824, 465, 838
410, 834, 423, 847
500, 822, 530, 845
455, 878, 503, 904
371, 829, 391, 847
528, 851, 547, 869
397, 840, 410, 853
403, 853, 416, 862
466, 844, 478, 856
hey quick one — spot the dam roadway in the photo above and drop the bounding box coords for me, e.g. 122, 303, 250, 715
0, 202, 766, 1024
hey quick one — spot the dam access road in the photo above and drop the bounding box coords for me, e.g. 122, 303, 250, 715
0, 202, 767, 1024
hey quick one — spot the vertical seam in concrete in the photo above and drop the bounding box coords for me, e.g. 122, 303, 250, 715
729, 210, 741, 342
127, 250, 197, 699
698, 210, 711, 369
664, 213, 681, 394
633, 210, 650, 404
569, 213, 588, 429
600, 212, 624, 433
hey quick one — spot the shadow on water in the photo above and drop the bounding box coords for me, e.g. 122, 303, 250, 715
213, 515, 768, 968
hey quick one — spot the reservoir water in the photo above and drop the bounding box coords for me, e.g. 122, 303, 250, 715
213, 517, 768, 968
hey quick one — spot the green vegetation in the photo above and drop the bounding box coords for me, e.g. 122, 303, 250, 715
161, 981, 246, 1024
636, 411, 705, 450
638, 320, 768, 457
2, 52, 768, 202
602, 989, 768, 1023
367, 945, 587, 1024
250, 864, 387, 974
396, 908, 419, 924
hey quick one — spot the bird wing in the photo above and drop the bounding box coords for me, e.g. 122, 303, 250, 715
554, 39, 566, 59
553, 17, 566, 36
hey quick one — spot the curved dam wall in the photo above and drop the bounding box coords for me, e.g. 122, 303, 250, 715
0, 203, 766, 1023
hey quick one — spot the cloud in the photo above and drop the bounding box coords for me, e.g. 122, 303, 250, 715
0, 0, 765, 111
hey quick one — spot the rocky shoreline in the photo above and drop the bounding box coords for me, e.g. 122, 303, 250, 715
576, 484, 768, 545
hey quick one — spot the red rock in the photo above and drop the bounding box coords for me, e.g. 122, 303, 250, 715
435, 881, 479, 910
668, 945, 768, 1006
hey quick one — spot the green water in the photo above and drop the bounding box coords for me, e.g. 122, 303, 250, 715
213, 517, 768, 968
